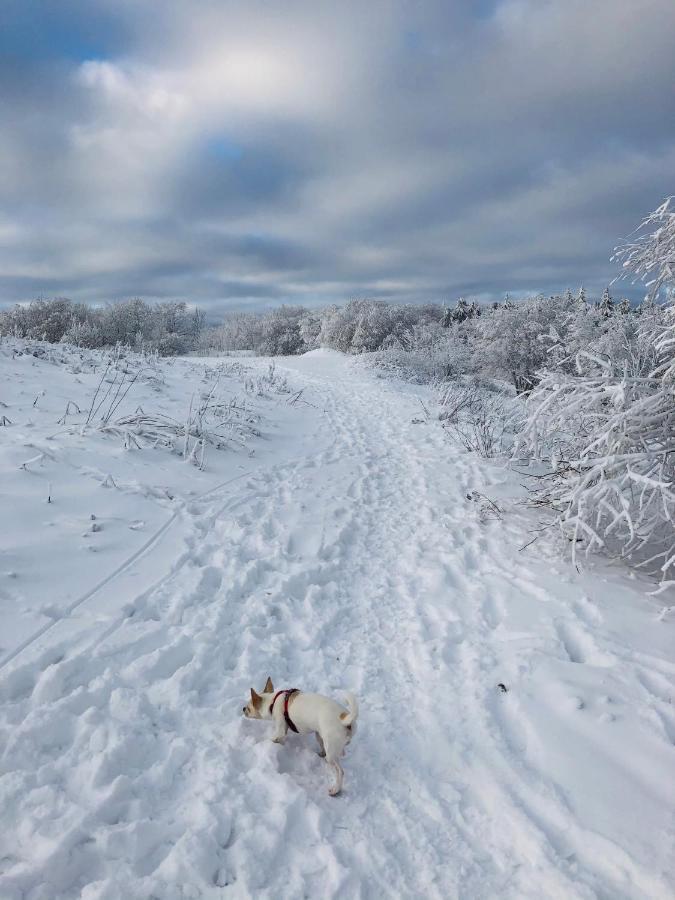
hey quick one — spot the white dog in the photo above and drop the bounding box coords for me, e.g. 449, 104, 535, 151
243, 677, 358, 796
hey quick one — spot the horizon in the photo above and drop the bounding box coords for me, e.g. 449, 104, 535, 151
1, 1, 674, 312
2, 283, 646, 321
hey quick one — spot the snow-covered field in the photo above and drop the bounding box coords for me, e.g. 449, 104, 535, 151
0, 340, 673, 899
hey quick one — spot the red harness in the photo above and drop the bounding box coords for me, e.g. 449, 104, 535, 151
269, 689, 300, 733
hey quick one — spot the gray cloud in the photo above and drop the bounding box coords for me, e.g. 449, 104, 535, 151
0, 0, 674, 312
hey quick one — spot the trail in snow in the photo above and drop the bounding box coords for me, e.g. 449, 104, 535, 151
0, 350, 673, 899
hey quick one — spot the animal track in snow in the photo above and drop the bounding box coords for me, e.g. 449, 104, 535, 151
554, 619, 615, 667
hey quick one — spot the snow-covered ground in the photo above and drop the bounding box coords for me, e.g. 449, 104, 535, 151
0, 341, 673, 899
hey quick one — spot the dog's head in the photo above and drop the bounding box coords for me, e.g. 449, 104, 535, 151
242, 677, 274, 718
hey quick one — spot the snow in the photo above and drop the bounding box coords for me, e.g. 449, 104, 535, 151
1, 340, 674, 898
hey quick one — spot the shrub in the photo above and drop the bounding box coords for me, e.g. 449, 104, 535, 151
519, 198, 675, 586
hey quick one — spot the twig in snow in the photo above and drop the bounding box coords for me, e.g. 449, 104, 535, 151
85, 362, 112, 425
466, 490, 503, 521
57, 400, 81, 424
103, 368, 143, 423
20, 453, 44, 470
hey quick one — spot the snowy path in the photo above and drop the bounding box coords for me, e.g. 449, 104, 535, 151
1, 351, 673, 899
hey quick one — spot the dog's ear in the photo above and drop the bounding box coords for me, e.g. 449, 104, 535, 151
250, 688, 262, 709
264, 677, 274, 693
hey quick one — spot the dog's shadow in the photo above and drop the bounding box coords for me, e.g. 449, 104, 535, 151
273, 737, 327, 790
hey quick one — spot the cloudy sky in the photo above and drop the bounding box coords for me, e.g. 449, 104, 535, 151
1, 0, 674, 312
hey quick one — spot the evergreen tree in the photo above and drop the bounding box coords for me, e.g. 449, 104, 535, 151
452, 297, 470, 323
597, 287, 614, 318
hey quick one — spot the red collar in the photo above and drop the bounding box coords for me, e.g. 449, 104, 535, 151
269, 689, 300, 733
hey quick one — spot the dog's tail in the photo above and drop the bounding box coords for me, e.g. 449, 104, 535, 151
340, 693, 359, 727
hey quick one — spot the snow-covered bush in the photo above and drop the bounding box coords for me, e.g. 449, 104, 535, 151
298, 310, 322, 350
199, 306, 309, 356
365, 322, 474, 382
475, 293, 577, 393
0, 297, 204, 355
318, 301, 366, 352
318, 299, 443, 355
156, 332, 190, 356
198, 311, 262, 354
0, 297, 96, 343
60, 321, 104, 349
520, 198, 675, 586
258, 306, 306, 355
438, 379, 516, 458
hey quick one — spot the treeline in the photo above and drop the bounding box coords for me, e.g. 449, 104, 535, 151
198, 297, 483, 358
0, 297, 204, 355
364, 289, 660, 392
0, 290, 652, 385
198, 289, 648, 392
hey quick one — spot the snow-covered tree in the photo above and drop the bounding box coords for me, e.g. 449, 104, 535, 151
612, 196, 675, 303
476, 294, 564, 393
298, 310, 322, 350
452, 297, 471, 323
259, 306, 305, 355
318, 301, 363, 352
521, 197, 675, 586
0, 296, 206, 354
597, 287, 614, 318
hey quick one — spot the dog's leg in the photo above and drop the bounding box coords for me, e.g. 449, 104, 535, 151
323, 734, 346, 795
327, 760, 344, 796
272, 721, 288, 744
316, 733, 326, 757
